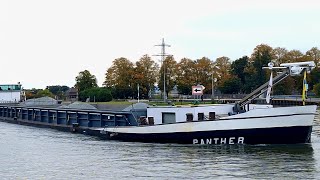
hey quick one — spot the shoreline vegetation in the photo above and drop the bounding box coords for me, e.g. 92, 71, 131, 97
80, 98, 320, 107
24, 44, 320, 102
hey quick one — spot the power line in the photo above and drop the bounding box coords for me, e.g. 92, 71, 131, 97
153, 38, 171, 102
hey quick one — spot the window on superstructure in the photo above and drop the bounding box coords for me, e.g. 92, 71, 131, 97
162, 113, 176, 124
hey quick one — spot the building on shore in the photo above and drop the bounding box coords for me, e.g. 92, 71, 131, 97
65, 87, 79, 102
0, 83, 24, 103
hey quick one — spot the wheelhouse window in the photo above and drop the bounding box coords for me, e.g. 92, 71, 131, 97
162, 112, 176, 124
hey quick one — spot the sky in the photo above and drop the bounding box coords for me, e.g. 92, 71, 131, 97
1, 0, 319, 89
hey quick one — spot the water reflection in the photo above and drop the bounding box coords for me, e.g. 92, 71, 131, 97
109, 142, 316, 179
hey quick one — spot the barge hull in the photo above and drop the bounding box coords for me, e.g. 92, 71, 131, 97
106, 126, 312, 144
0, 117, 105, 138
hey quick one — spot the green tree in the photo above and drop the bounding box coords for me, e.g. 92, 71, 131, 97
310, 67, 320, 90
79, 87, 112, 102
97, 88, 113, 102
219, 77, 242, 94
273, 77, 295, 95
247, 44, 273, 92
75, 70, 98, 92
230, 56, 248, 88
313, 83, 320, 97
35, 89, 54, 98
243, 64, 257, 93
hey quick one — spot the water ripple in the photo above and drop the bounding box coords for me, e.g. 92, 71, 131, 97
0, 109, 319, 179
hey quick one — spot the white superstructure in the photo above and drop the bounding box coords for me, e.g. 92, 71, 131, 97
147, 104, 272, 125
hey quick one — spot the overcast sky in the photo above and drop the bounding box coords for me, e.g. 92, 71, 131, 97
1, 0, 319, 89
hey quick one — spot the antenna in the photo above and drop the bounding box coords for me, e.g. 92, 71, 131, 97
153, 38, 171, 102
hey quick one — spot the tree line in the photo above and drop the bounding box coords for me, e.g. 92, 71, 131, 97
25, 86, 70, 100
102, 44, 320, 99
25, 44, 320, 101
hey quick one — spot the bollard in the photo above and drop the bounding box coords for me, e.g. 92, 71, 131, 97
148, 117, 154, 125
186, 113, 193, 122
209, 112, 216, 120
198, 113, 204, 121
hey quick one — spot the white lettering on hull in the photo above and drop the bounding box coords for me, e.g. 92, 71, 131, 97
229, 137, 235, 144
193, 139, 198, 144
220, 138, 227, 144
201, 139, 205, 145
193, 137, 245, 145
238, 137, 244, 144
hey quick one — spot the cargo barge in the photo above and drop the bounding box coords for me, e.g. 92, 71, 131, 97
0, 104, 144, 137
0, 102, 316, 145
0, 61, 318, 145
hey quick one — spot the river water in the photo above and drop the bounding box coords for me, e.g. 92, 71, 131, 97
0, 109, 319, 180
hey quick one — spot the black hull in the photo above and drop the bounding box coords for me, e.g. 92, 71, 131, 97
106, 126, 312, 145
0, 118, 102, 137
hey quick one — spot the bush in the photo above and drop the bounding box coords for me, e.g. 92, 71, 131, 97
313, 83, 320, 97
97, 88, 113, 102
35, 89, 54, 98
79, 87, 112, 102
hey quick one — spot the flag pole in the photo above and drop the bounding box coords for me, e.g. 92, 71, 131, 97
266, 71, 273, 104
302, 70, 307, 106
137, 84, 140, 103
266, 62, 274, 104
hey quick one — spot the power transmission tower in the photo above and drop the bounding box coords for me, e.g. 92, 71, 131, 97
154, 38, 171, 102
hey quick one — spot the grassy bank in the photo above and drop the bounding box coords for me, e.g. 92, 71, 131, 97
91, 100, 212, 106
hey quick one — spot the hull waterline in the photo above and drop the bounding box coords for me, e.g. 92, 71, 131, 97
105, 126, 312, 145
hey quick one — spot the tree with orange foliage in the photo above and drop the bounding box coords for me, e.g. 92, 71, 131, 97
104, 57, 134, 99
215, 56, 231, 87
134, 55, 158, 99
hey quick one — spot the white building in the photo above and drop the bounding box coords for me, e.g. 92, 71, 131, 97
0, 83, 24, 103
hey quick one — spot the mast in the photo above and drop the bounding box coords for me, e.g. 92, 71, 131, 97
234, 61, 315, 113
